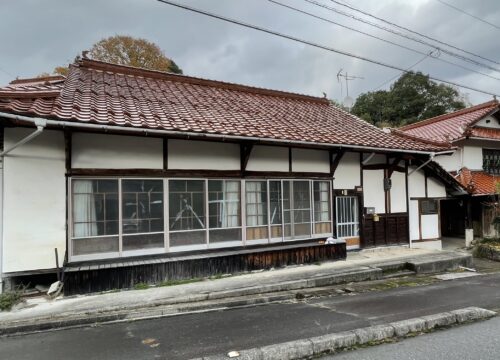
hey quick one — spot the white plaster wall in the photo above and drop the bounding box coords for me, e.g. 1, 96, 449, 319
292, 149, 329, 173
408, 167, 426, 198
434, 151, 461, 172
475, 115, 500, 128
421, 214, 440, 239
462, 144, 483, 170
390, 171, 407, 213
333, 152, 360, 189
3, 129, 66, 273
409, 200, 420, 241
362, 170, 385, 213
362, 153, 386, 165
72, 133, 163, 169
168, 139, 240, 170
246, 146, 288, 172
427, 177, 447, 198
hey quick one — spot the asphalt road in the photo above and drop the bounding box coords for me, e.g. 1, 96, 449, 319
324, 316, 500, 360
1, 272, 500, 360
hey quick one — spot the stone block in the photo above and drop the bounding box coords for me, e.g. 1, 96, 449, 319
451, 307, 496, 323
390, 318, 427, 337
353, 324, 395, 344
310, 331, 357, 354
261, 339, 313, 360
421, 312, 457, 329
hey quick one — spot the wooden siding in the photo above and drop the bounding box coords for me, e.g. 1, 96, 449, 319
362, 213, 409, 247
63, 242, 346, 295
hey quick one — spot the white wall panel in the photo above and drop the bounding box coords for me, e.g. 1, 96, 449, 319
476, 115, 500, 128
409, 200, 420, 241
462, 145, 483, 170
333, 152, 360, 189
3, 129, 66, 273
363, 170, 385, 213
168, 139, 240, 170
72, 133, 163, 169
291, 149, 329, 173
246, 146, 288, 172
390, 171, 407, 213
421, 214, 440, 239
408, 166, 426, 198
434, 151, 461, 172
427, 177, 446, 198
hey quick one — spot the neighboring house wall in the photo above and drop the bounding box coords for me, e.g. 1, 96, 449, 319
434, 151, 462, 172
462, 140, 500, 171
475, 115, 500, 128
407, 166, 446, 242
3, 128, 66, 273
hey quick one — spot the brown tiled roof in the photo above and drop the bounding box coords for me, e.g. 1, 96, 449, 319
399, 100, 499, 143
455, 167, 500, 195
0, 59, 450, 152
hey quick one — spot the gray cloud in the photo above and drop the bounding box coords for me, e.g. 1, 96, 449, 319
0, 0, 499, 105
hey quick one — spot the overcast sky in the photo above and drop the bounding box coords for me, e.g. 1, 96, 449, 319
1, 0, 499, 105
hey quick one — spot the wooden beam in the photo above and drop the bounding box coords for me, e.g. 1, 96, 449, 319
64, 130, 72, 174
387, 156, 403, 178
68, 168, 333, 179
163, 138, 168, 170
288, 147, 292, 172
362, 163, 405, 172
330, 149, 345, 176
240, 143, 253, 174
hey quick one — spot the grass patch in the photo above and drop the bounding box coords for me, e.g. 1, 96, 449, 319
0, 289, 23, 311
133, 282, 150, 290
209, 273, 225, 280
158, 278, 202, 287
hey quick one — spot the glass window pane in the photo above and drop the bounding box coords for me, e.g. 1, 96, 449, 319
122, 179, 163, 235
246, 181, 268, 227
169, 180, 205, 231
72, 179, 118, 238
170, 230, 206, 247
73, 236, 119, 255
123, 233, 164, 251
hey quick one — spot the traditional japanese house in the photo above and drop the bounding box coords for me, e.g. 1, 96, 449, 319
400, 100, 500, 242
0, 59, 463, 294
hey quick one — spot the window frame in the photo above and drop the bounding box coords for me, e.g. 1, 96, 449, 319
68, 177, 334, 262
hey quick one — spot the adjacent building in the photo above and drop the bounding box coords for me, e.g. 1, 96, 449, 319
0, 58, 461, 293
400, 100, 500, 239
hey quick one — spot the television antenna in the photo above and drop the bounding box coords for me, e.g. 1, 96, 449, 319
337, 69, 363, 110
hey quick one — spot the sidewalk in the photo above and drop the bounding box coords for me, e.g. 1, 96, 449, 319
0, 247, 472, 335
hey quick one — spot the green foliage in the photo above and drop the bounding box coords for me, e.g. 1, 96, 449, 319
133, 282, 150, 290
158, 278, 202, 287
351, 71, 468, 127
0, 290, 22, 311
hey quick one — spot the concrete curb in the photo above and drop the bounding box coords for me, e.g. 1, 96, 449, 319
0, 252, 472, 336
195, 307, 496, 360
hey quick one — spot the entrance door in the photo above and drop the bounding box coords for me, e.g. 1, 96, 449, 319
283, 180, 312, 240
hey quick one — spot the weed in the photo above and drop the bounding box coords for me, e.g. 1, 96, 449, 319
0, 289, 23, 311
158, 278, 202, 287
133, 282, 150, 290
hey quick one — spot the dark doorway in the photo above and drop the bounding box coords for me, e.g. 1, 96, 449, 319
440, 198, 465, 237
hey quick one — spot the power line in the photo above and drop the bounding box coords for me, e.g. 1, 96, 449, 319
326, 0, 500, 66
304, 0, 500, 73
269, 0, 500, 82
155, 0, 500, 98
373, 51, 433, 91
435, 0, 500, 31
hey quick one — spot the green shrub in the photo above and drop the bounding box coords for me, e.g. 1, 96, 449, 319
0, 290, 22, 311
133, 282, 150, 290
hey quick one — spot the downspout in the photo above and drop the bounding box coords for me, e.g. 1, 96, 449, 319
0, 118, 46, 293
